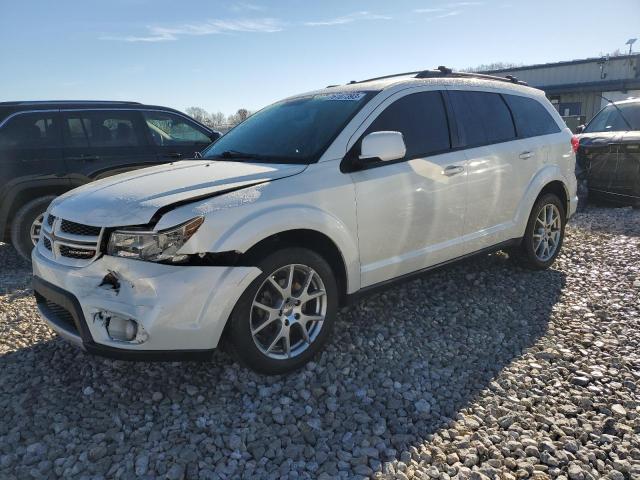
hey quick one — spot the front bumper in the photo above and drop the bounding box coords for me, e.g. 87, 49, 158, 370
32, 249, 261, 359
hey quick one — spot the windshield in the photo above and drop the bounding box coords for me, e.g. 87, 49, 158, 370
584, 102, 640, 133
202, 91, 376, 164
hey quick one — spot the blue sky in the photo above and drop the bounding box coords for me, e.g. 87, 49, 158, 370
1, 0, 638, 115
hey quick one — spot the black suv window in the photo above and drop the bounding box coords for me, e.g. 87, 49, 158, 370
504, 94, 560, 137
63, 111, 144, 147
0, 113, 61, 148
143, 111, 211, 146
364, 91, 450, 158
449, 91, 516, 147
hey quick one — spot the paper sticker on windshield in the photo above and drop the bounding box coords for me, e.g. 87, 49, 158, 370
316, 92, 366, 101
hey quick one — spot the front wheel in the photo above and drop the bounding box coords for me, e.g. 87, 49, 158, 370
226, 248, 338, 375
10, 196, 56, 262
512, 193, 566, 270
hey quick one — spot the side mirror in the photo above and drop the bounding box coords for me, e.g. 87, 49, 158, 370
359, 131, 406, 163
575, 125, 585, 134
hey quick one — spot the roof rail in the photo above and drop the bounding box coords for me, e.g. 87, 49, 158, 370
414, 66, 528, 85
0, 100, 143, 106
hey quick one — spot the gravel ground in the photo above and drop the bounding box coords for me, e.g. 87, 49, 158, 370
1, 206, 639, 480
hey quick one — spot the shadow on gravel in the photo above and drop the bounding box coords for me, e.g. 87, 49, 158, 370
1, 248, 566, 477
574, 204, 640, 237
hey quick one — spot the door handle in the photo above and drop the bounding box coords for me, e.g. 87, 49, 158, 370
519, 151, 534, 160
164, 152, 183, 159
443, 165, 465, 176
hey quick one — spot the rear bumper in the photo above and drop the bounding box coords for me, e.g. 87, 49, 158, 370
32, 249, 261, 358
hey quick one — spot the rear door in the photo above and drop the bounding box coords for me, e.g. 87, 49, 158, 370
447, 89, 526, 252
141, 110, 215, 161
0, 111, 65, 180
61, 110, 157, 181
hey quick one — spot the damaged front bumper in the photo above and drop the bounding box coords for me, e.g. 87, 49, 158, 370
32, 248, 261, 360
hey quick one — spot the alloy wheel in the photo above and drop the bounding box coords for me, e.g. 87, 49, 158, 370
30, 213, 44, 246
533, 204, 561, 261
250, 264, 327, 360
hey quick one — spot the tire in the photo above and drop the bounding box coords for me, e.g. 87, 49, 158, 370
10, 196, 56, 262
226, 247, 338, 375
512, 193, 566, 270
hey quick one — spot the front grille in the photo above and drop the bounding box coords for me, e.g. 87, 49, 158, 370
60, 220, 101, 237
59, 245, 96, 259
39, 217, 104, 266
36, 294, 78, 335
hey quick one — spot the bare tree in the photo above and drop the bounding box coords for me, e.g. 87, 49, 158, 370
227, 108, 253, 126
210, 111, 227, 127
185, 107, 212, 127
460, 62, 524, 73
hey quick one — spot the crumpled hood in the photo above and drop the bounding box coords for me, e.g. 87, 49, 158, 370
50, 160, 306, 227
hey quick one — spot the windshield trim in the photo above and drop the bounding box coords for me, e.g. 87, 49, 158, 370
201, 90, 380, 165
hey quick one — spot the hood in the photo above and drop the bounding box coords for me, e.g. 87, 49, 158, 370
50, 160, 306, 227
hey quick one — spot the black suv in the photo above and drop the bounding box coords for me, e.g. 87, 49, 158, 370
0, 101, 220, 259
576, 98, 640, 207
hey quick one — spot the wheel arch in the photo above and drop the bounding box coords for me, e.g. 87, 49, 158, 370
0, 179, 72, 242
242, 229, 351, 307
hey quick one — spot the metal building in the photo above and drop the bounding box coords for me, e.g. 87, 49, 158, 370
484, 54, 640, 129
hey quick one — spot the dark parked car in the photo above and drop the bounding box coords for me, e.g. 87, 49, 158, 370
576, 98, 640, 208
0, 101, 220, 259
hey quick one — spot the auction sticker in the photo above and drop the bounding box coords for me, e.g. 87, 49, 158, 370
316, 92, 367, 101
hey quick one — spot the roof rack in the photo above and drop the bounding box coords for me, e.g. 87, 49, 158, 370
0, 100, 142, 106
414, 66, 528, 85
345, 66, 527, 86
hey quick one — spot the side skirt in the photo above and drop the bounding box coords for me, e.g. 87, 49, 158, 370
344, 238, 521, 306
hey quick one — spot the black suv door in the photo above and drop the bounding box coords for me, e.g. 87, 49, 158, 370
141, 110, 215, 161
0, 111, 65, 183
61, 109, 157, 182
578, 101, 640, 202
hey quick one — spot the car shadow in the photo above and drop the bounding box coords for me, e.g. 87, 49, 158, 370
571, 204, 640, 237
0, 249, 565, 477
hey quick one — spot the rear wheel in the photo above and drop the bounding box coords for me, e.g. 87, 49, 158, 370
512, 193, 566, 270
227, 247, 338, 375
10, 196, 56, 261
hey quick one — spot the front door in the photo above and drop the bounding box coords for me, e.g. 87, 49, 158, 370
348, 90, 467, 287
61, 110, 157, 183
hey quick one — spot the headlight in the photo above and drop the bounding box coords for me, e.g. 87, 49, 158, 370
107, 217, 204, 263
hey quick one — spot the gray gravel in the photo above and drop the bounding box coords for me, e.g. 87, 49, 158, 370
1, 206, 639, 480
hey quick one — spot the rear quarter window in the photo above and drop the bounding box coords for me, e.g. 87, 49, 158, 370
504, 94, 561, 138
0, 113, 61, 149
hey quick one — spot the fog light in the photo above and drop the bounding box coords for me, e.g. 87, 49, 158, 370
107, 315, 138, 342
94, 311, 148, 343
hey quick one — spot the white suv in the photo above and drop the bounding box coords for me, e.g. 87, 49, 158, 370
32, 68, 578, 374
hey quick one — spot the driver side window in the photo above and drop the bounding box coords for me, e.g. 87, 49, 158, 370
364, 91, 451, 159
143, 111, 211, 146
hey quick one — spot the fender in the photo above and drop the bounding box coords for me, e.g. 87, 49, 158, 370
219, 205, 360, 293
176, 203, 362, 294
0, 177, 73, 241
514, 165, 570, 237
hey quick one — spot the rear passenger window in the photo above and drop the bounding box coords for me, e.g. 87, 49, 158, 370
143, 111, 211, 146
63, 112, 144, 148
0, 113, 61, 148
365, 91, 450, 159
449, 91, 516, 147
504, 94, 561, 137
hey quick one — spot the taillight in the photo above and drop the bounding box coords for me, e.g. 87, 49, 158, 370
571, 136, 579, 153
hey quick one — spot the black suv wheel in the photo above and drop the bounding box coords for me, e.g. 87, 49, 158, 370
10, 196, 55, 261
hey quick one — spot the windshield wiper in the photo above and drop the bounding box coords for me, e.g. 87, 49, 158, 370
216, 150, 270, 160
